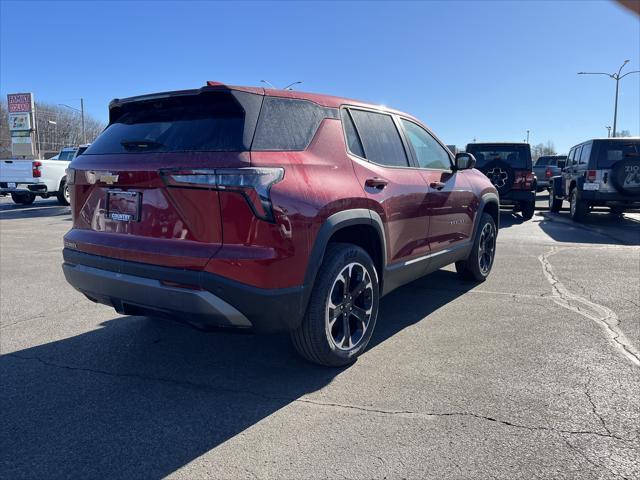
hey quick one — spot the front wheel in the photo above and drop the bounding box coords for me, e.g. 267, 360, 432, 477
456, 212, 497, 282
549, 185, 563, 213
291, 243, 379, 367
11, 192, 36, 205
569, 188, 588, 222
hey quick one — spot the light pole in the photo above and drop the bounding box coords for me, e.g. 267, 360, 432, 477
605, 126, 611, 138
59, 98, 86, 144
526, 130, 530, 144
578, 60, 640, 137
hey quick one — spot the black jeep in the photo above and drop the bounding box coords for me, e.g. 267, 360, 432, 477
466, 142, 536, 220
549, 138, 640, 221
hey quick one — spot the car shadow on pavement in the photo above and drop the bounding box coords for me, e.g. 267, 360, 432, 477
497, 210, 527, 228
0, 270, 470, 479
0, 199, 70, 220
537, 211, 640, 246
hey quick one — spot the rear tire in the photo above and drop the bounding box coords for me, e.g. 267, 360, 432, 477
11, 192, 36, 205
456, 212, 497, 282
609, 207, 625, 218
291, 243, 379, 367
521, 200, 535, 220
548, 185, 563, 213
56, 179, 70, 206
569, 188, 588, 222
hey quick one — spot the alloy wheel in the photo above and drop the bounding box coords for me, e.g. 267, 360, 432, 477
64, 184, 70, 202
325, 262, 374, 351
477, 222, 496, 275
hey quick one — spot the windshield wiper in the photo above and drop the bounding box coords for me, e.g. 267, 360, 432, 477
120, 139, 164, 151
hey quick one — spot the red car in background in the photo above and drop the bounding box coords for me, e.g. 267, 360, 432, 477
62, 82, 499, 366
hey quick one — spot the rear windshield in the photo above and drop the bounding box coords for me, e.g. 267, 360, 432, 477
58, 149, 77, 161
535, 156, 567, 167
596, 140, 640, 168
466, 144, 532, 168
85, 92, 246, 154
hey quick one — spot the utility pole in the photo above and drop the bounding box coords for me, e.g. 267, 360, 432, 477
578, 60, 639, 137
80, 98, 86, 144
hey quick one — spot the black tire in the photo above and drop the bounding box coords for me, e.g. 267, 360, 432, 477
610, 159, 640, 195
455, 212, 497, 282
521, 200, 535, 220
291, 243, 379, 367
569, 188, 588, 222
56, 179, 70, 206
10, 192, 36, 205
548, 185, 563, 213
609, 207, 625, 217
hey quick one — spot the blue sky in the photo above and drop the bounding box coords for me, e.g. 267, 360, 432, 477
1, 0, 638, 153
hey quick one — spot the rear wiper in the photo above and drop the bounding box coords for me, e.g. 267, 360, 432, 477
120, 139, 164, 151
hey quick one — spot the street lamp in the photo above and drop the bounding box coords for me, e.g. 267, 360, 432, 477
578, 60, 640, 137
605, 126, 611, 138
59, 98, 85, 144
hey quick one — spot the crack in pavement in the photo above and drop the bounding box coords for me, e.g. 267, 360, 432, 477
538, 248, 640, 367
584, 376, 612, 437
6, 352, 636, 444
560, 434, 630, 480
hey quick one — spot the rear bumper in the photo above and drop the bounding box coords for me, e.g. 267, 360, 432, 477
580, 190, 640, 206
499, 190, 535, 205
62, 249, 306, 332
0, 182, 48, 194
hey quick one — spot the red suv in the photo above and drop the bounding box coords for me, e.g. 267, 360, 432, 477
62, 82, 499, 366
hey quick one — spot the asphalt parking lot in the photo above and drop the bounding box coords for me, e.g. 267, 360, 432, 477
1, 195, 639, 480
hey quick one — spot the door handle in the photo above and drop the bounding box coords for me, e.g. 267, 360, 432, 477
365, 177, 388, 189
430, 181, 445, 190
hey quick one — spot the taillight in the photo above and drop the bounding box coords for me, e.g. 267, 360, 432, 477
516, 171, 535, 188
66, 168, 76, 185
545, 167, 553, 178
160, 167, 284, 222
32, 161, 42, 178
586, 170, 597, 182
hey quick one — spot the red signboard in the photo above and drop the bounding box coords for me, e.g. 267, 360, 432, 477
7, 93, 33, 113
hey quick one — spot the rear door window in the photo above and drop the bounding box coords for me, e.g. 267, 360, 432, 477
400, 119, 451, 170
579, 143, 592, 164
595, 140, 640, 168
341, 109, 365, 157
350, 109, 409, 167
574, 146, 583, 167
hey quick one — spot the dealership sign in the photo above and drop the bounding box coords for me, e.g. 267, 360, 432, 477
9, 112, 32, 131
7, 93, 34, 113
7, 93, 37, 157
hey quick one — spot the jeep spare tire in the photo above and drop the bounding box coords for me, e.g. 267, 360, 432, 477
610, 159, 640, 196
480, 160, 516, 195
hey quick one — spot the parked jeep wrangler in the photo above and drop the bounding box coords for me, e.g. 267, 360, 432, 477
62, 82, 499, 366
549, 138, 640, 221
465, 142, 536, 219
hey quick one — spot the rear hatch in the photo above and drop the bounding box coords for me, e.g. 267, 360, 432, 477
65, 88, 264, 269
0, 160, 38, 185
589, 140, 640, 196
466, 143, 534, 193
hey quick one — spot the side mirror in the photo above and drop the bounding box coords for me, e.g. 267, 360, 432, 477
455, 152, 476, 170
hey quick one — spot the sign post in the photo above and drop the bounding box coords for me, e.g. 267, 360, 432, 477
7, 93, 37, 158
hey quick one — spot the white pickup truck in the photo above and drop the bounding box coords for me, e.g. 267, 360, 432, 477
0, 146, 88, 205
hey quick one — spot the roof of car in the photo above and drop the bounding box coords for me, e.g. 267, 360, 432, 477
109, 82, 422, 123
467, 142, 530, 145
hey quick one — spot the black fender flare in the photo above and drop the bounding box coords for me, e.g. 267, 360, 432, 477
472, 192, 500, 240
302, 208, 386, 310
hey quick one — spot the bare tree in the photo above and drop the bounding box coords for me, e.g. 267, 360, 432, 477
0, 101, 105, 158
617, 129, 633, 137
531, 141, 556, 161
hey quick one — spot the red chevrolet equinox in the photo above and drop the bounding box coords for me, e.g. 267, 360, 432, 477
62, 82, 499, 366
